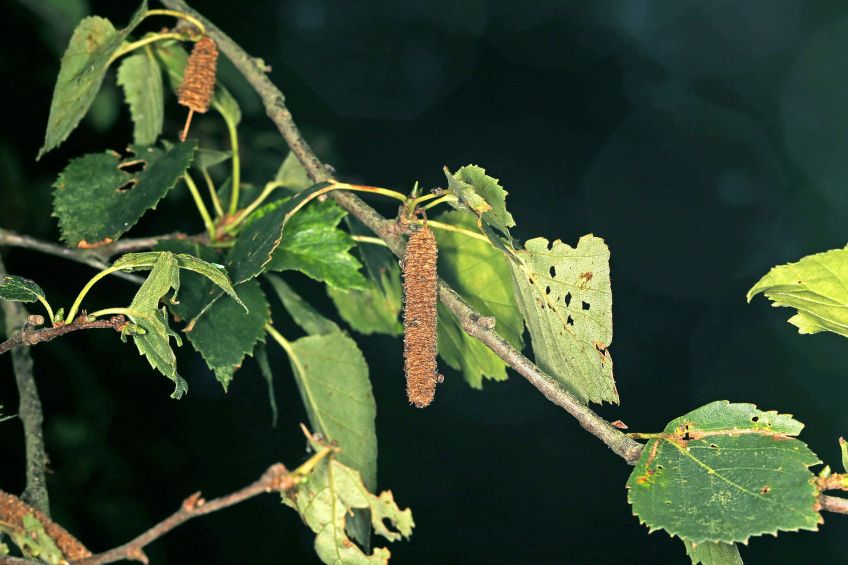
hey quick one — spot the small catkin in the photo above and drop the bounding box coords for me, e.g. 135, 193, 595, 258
178, 36, 219, 114
403, 224, 440, 408
0, 490, 92, 560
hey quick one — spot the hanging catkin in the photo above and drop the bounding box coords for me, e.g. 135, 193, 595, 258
403, 224, 440, 408
178, 36, 218, 140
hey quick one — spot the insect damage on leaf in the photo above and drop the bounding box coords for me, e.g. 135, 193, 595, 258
403, 224, 441, 408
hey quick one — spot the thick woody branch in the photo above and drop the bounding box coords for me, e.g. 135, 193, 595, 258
0, 314, 129, 356
70, 464, 294, 565
159, 0, 644, 465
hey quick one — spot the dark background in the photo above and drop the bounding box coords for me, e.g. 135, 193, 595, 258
2, 1, 848, 563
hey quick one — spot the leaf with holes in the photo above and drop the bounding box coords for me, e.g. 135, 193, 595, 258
125, 252, 187, 399
444, 165, 515, 235
683, 540, 742, 565
508, 235, 617, 404
267, 199, 367, 290
0, 276, 45, 303
117, 49, 164, 146
266, 276, 339, 336
283, 443, 413, 565
53, 140, 197, 247
748, 247, 848, 339
434, 211, 523, 388
38, 2, 147, 158
627, 401, 821, 544
283, 332, 377, 492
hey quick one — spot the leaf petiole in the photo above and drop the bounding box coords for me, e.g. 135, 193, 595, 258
183, 173, 217, 240
64, 265, 123, 324
202, 169, 224, 218
34, 296, 54, 325
109, 32, 191, 65
225, 118, 241, 215
143, 9, 206, 35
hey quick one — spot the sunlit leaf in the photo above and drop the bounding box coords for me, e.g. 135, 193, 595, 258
38, 2, 147, 158
0, 275, 45, 303
627, 401, 821, 543
117, 49, 164, 146
748, 247, 848, 339
53, 140, 197, 247
508, 235, 617, 404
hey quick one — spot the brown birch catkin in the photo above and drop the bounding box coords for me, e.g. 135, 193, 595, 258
178, 36, 218, 140
0, 490, 92, 560
403, 224, 440, 407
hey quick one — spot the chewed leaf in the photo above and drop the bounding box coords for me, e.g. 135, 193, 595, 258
53, 141, 197, 247
627, 401, 821, 544
0, 275, 45, 303
748, 247, 848, 338
0, 492, 90, 563
444, 165, 515, 235
508, 235, 617, 404
283, 448, 414, 565
682, 539, 742, 565
38, 2, 148, 158
117, 49, 164, 146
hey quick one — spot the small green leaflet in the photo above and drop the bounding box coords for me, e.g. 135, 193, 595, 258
53, 141, 197, 247
748, 247, 848, 339
0, 275, 45, 303
0, 514, 64, 565
627, 401, 821, 544
112, 251, 244, 310
117, 49, 164, 146
226, 183, 332, 284
435, 211, 523, 388
275, 151, 312, 192
267, 276, 340, 336
193, 148, 231, 173
38, 1, 147, 159
841, 437, 848, 473
508, 235, 617, 404
125, 253, 187, 399
267, 199, 367, 290
444, 165, 515, 235
283, 447, 414, 565
683, 540, 742, 565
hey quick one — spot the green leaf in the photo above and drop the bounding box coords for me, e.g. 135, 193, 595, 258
683, 540, 742, 565
444, 165, 515, 235
154, 40, 241, 126
254, 343, 278, 427
193, 148, 231, 173
0, 514, 65, 565
329, 268, 403, 336
275, 151, 312, 192
284, 333, 377, 491
225, 183, 332, 284
53, 140, 197, 247
508, 235, 618, 404
38, 2, 147, 158
116, 49, 164, 146
126, 252, 187, 398
840, 437, 848, 473
283, 450, 413, 565
0, 275, 45, 303
627, 401, 821, 544
747, 247, 848, 339
267, 199, 367, 290
113, 250, 244, 310
267, 276, 340, 335
434, 211, 523, 388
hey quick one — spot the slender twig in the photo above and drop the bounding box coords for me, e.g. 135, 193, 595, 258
0, 254, 50, 515
70, 462, 297, 565
158, 0, 645, 465
0, 315, 129, 356
820, 495, 848, 515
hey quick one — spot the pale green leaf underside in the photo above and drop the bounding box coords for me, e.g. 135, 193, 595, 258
434, 210, 523, 388
284, 453, 413, 565
444, 164, 515, 235
286, 333, 377, 491
0, 275, 45, 303
275, 151, 312, 192
38, 2, 147, 158
117, 50, 164, 146
53, 140, 197, 247
627, 401, 821, 544
748, 246, 848, 338
267, 276, 340, 336
509, 235, 617, 404
328, 268, 403, 336
683, 539, 742, 565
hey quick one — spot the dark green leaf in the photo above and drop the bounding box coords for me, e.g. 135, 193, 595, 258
508, 235, 618, 404
267, 199, 366, 290
53, 140, 197, 247
435, 211, 523, 388
117, 49, 164, 146
38, 2, 147, 158
254, 343, 278, 427
683, 540, 742, 565
0, 275, 45, 303
266, 276, 339, 335
627, 401, 821, 543
444, 165, 515, 235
